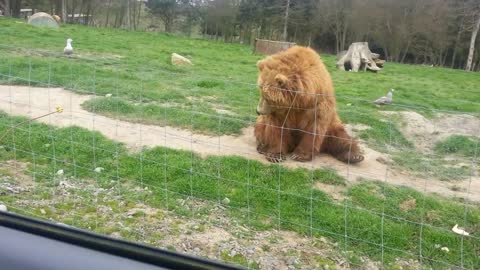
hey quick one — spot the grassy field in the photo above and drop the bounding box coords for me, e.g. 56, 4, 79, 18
0, 18, 479, 269
0, 113, 479, 269
1, 17, 479, 137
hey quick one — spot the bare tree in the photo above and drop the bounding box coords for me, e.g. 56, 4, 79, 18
282, 0, 290, 41
10, 0, 21, 17
146, 0, 178, 32
0, 0, 11, 16
3, 0, 477, 71
61, 0, 66, 21
466, 12, 480, 71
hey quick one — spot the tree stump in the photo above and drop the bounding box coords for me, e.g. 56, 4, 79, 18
336, 42, 383, 72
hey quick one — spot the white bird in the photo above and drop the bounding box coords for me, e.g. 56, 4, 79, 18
452, 224, 470, 236
64, 38, 73, 56
373, 89, 394, 105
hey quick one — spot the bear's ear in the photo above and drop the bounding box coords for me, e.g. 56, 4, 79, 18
275, 74, 289, 87
257, 60, 266, 71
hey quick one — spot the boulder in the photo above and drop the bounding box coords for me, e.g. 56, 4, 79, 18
171, 53, 192, 66
28, 12, 59, 28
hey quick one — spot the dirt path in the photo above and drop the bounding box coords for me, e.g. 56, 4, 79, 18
0, 85, 478, 202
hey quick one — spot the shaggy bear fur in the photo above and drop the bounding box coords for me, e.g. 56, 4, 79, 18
254, 46, 364, 164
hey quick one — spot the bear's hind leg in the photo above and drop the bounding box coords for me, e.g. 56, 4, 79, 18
323, 124, 364, 164
291, 126, 325, 162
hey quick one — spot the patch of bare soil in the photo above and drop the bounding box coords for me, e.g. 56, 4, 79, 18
0, 160, 34, 194
0, 85, 478, 203
383, 111, 480, 151
314, 183, 347, 201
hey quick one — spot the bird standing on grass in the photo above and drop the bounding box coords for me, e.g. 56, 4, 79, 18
64, 38, 73, 56
373, 89, 394, 105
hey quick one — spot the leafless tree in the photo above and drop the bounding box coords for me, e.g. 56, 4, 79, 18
465, 2, 480, 71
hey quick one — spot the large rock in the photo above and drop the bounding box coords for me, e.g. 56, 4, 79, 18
171, 53, 192, 66
28, 12, 59, 28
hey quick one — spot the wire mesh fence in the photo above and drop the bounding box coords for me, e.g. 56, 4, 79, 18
0, 43, 478, 270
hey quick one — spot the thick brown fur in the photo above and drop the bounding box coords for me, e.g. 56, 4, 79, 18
254, 46, 364, 164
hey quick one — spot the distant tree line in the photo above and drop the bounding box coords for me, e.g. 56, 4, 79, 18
1, 0, 479, 71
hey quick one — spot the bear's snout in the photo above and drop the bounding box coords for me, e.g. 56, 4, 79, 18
256, 104, 266, 115
256, 103, 269, 115
256, 97, 271, 115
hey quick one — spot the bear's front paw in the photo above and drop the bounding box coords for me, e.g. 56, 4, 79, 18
291, 151, 313, 162
257, 144, 267, 155
265, 153, 286, 163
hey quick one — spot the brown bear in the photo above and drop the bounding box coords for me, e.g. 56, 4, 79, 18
254, 46, 364, 164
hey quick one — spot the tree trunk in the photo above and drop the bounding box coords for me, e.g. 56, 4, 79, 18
164, 16, 173, 32
50, 0, 56, 15
451, 17, 464, 68
383, 46, 389, 62
70, 0, 77, 24
282, 0, 290, 41
451, 39, 460, 68
441, 49, 448, 67
4, 0, 10, 16
54, 0, 60, 15
131, 0, 137, 30
114, 13, 119, 28
136, 0, 142, 30
337, 42, 382, 72
466, 15, 480, 71
0, 0, 10, 16
125, 0, 130, 29
293, 25, 297, 43
60, 0, 66, 22
335, 23, 340, 53
86, 0, 93, 26
10, 0, 21, 18
341, 22, 348, 51
105, 0, 112, 27
400, 39, 412, 63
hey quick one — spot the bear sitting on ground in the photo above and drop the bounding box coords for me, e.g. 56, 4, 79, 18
254, 46, 364, 164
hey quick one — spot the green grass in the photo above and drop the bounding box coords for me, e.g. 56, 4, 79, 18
435, 135, 479, 158
392, 150, 471, 181
1, 17, 479, 138
0, 113, 479, 269
0, 17, 259, 135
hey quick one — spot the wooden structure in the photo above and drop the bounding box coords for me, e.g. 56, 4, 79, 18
253, 39, 296, 55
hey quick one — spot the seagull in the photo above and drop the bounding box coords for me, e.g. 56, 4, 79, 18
373, 89, 394, 105
64, 38, 73, 56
